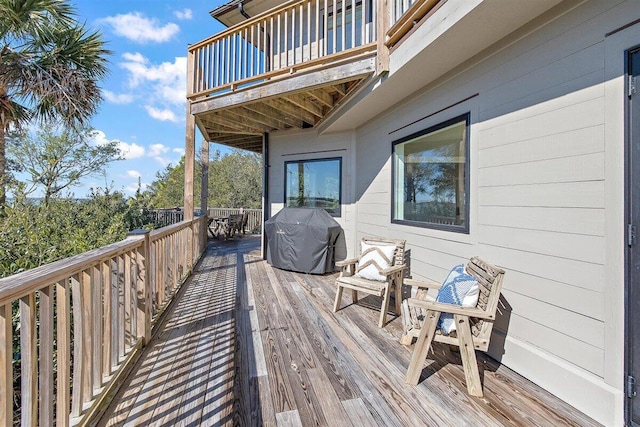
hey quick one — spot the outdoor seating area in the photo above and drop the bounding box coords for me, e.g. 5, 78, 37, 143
100, 236, 600, 426
207, 211, 249, 240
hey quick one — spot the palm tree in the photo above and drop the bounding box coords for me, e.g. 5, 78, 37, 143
0, 0, 110, 207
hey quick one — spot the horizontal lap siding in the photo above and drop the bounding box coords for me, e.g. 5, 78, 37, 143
269, 130, 355, 259
354, 0, 628, 382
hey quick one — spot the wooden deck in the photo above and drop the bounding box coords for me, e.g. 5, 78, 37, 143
100, 236, 600, 426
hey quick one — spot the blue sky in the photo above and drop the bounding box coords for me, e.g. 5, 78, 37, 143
62, 0, 230, 197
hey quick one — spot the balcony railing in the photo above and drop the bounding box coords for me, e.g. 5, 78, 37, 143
188, 0, 378, 99
0, 217, 207, 426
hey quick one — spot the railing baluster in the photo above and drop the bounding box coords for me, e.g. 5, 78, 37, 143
124, 252, 132, 349
231, 32, 236, 84
92, 264, 103, 391
332, 0, 337, 54
277, 14, 281, 70
102, 260, 112, 376
56, 280, 70, 427
315, 0, 320, 59
71, 274, 84, 418
39, 285, 54, 426
117, 255, 125, 359
324, 0, 328, 55
110, 258, 119, 368
284, 10, 289, 66
81, 269, 93, 403
0, 303, 13, 426
306, 1, 311, 61
362, 0, 367, 44
352, 0, 356, 48
20, 293, 37, 425
130, 251, 138, 343
341, 0, 346, 51
300, 3, 304, 63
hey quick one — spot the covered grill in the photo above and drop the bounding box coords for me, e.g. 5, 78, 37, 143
264, 208, 342, 274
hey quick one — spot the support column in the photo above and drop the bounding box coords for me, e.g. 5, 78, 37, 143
377, 0, 390, 74
184, 106, 195, 222
200, 140, 209, 218
261, 132, 270, 259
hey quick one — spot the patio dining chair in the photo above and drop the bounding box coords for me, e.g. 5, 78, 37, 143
333, 237, 406, 328
401, 257, 505, 397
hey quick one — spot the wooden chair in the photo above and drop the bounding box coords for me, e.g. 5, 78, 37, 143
402, 257, 505, 397
228, 214, 244, 237
333, 237, 406, 328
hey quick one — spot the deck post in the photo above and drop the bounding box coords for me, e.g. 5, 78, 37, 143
377, 0, 390, 74
261, 132, 269, 259
200, 140, 209, 218
127, 229, 151, 345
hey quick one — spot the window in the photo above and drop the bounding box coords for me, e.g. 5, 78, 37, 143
392, 113, 470, 232
285, 157, 342, 216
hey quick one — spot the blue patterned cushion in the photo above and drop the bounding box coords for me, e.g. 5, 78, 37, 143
436, 264, 479, 335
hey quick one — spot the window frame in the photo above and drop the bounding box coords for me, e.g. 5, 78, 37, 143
391, 113, 471, 233
283, 156, 343, 217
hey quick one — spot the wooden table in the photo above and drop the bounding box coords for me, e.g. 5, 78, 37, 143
208, 216, 230, 240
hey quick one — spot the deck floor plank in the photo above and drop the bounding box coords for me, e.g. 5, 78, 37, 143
100, 236, 602, 427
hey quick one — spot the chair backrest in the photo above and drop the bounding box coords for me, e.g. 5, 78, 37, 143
361, 236, 406, 268
229, 214, 244, 229
464, 257, 505, 344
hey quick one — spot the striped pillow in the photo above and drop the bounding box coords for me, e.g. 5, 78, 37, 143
355, 242, 397, 281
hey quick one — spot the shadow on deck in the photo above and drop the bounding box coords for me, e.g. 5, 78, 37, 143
100, 235, 600, 426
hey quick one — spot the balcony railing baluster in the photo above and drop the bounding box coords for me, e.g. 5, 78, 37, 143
188, 0, 379, 100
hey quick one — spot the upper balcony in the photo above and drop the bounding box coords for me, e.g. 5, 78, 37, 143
187, 0, 441, 152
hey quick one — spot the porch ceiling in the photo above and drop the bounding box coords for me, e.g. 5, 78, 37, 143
191, 56, 376, 153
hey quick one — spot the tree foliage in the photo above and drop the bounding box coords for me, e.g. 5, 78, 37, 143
7, 123, 122, 204
0, 0, 110, 206
0, 188, 152, 278
147, 148, 263, 209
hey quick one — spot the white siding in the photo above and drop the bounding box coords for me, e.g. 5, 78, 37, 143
268, 129, 356, 260
347, 0, 639, 425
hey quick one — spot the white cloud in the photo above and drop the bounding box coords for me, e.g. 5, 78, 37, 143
117, 52, 186, 123
90, 130, 145, 159
174, 9, 193, 20
120, 53, 186, 103
125, 182, 148, 195
154, 156, 172, 166
103, 90, 134, 104
126, 170, 141, 179
118, 142, 146, 159
145, 106, 178, 122
173, 148, 185, 155
148, 143, 170, 157
100, 12, 179, 43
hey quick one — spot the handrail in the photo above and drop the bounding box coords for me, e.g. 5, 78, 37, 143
188, 0, 378, 98
386, 0, 442, 47
0, 217, 208, 426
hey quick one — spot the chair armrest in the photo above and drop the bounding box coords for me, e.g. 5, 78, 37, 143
380, 264, 406, 276
407, 299, 494, 320
404, 278, 442, 291
335, 258, 359, 268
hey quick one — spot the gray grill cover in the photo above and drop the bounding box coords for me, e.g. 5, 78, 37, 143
265, 208, 342, 274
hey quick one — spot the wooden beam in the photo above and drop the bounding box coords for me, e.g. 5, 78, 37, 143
236, 106, 288, 130
283, 93, 324, 118
202, 112, 266, 135
215, 110, 274, 134
243, 102, 304, 129
332, 83, 346, 96
266, 98, 317, 125
308, 88, 334, 108
190, 57, 375, 114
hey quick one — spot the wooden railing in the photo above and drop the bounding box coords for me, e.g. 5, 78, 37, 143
391, 0, 417, 24
207, 208, 262, 233
0, 217, 207, 426
188, 0, 378, 99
